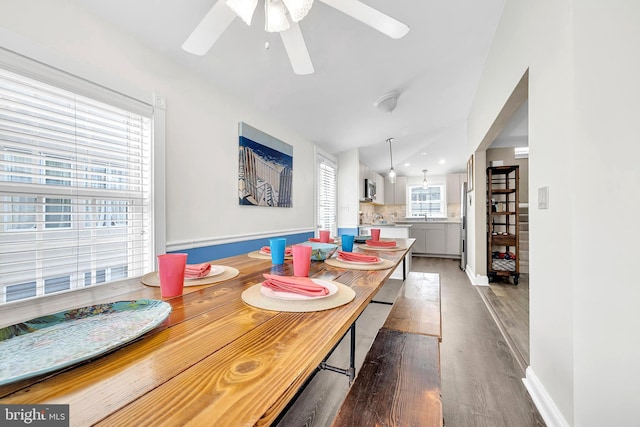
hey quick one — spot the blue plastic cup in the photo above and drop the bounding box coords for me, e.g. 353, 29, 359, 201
341, 234, 355, 252
269, 238, 287, 265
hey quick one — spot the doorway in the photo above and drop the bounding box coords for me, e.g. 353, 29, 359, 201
474, 71, 531, 371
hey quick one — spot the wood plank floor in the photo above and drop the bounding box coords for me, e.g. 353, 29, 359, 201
275, 257, 545, 426
477, 273, 531, 371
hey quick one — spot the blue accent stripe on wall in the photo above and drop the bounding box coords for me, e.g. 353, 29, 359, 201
169, 231, 314, 264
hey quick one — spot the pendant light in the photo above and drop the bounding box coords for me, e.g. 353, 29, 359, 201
387, 138, 396, 184
422, 169, 428, 189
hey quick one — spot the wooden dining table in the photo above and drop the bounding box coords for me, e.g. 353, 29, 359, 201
0, 239, 414, 426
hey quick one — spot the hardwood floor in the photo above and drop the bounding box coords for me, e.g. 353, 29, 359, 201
477, 273, 531, 372
275, 257, 544, 426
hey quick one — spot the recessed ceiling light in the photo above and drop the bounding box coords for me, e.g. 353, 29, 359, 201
404, 162, 411, 167
420, 152, 427, 156
439, 159, 446, 164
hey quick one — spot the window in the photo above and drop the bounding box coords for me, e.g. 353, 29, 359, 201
408, 184, 445, 217
316, 152, 337, 236
0, 62, 155, 304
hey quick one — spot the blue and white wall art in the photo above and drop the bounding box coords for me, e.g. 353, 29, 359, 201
238, 122, 293, 207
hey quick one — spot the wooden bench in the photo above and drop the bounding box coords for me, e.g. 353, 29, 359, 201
382, 271, 442, 341
331, 328, 442, 426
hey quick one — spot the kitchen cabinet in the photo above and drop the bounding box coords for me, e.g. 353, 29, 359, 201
446, 173, 467, 204
487, 166, 520, 284
384, 176, 407, 205
425, 224, 446, 254
446, 223, 460, 255
375, 173, 385, 205
409, 227, 427, 253
408, 222, 461, 258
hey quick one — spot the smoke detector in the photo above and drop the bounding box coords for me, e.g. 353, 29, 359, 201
374, 91, 399, 113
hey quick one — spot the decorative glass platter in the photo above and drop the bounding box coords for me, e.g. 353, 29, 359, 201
0, 299, 171, 386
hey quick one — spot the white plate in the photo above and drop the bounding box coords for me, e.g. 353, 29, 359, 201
260, 279, 338, 301
185, 265, 225, 280
337, 256, 383, 265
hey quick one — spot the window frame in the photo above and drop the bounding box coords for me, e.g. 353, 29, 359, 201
315, 149, 337, 238
406, 183, 446, 218
0, 48, 165, 307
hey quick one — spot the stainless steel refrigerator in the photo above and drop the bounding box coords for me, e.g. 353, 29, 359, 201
460, 182, 467, 271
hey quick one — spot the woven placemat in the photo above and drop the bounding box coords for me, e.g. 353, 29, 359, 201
247, 251, 293, 260
140, 266, 240, 287
241, 281, 355, 312
356, 244, 406, 252
324, 257, 394, 271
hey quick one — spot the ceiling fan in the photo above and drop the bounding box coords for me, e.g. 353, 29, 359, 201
182, 0, 409, 75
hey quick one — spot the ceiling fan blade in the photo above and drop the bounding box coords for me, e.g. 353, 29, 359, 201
280, 23, 314, 75
182, 0, 237, 55
319, 0, 409, 39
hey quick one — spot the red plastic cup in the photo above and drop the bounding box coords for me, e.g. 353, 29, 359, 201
371, 228, 381, 241
157, 253, 188, 298
292, 244, 312, 277
319, 230, 330, 243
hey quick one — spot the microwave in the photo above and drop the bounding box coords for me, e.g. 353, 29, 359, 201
364, 179, 376, 201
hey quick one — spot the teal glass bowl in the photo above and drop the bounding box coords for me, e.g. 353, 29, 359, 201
300, 242, 338, 261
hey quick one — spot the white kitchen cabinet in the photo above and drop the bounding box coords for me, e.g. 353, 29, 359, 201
409, 226, 427, 253
406, 222, 461, 258
384, 176, 407, 205
425, 224, 446, 254
446, 173, 468, 204
446, 174, 460, 204
446, 223, 461, 255
375, 173, 385, 204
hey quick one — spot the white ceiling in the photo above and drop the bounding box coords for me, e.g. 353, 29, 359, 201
72, 0, 505, 177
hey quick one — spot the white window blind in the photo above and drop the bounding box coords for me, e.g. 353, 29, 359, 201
317, 155, 337, 236
0, 66, 153, 304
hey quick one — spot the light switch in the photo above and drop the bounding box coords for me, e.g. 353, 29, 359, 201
538, 186, 549, 209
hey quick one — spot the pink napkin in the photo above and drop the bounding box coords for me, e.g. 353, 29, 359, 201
337, 251, 381, 263
308, 237, 336, 243
262, 274, 329, 296
184, 263, 211, 278
260, 246, 294, 257
365, 239, 397, 247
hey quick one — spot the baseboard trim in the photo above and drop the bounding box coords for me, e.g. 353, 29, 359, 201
465, 264, 489, 286
523, 367, 570, 427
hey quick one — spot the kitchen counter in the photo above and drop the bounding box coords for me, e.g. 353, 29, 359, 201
395, 219, 461, 224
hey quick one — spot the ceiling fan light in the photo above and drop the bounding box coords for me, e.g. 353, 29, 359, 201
226, 0, 259, 26
282, 0, 314, 22
266, 0, 291, 32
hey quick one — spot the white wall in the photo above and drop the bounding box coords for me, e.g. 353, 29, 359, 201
468, 0, 640, 425
0, 0, 316, 250
337, 149, 360, 230
571, 2, 640, 425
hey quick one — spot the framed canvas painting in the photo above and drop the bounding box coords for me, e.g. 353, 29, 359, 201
238, 122, 293, 207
